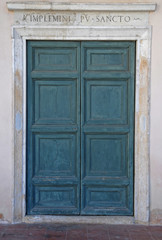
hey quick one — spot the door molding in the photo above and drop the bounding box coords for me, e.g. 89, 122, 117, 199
7, 2, 156, 224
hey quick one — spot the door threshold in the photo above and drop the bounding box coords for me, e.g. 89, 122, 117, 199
23, 215, 135, 225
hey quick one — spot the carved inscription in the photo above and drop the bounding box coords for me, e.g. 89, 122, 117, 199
81, 15, 132, 23
19, 12, 145, 26
22, 13, 72, 23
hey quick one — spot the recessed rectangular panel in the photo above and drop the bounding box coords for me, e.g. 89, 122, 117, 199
85, 80, 128, 125
34, 80, 77, 124
84, 134, 128, 177
84, 48, 129, 71
34, 133, 77, 177
81, 185, 132, 215
85, 186, 126, 207
31, 185, 79, 214
33, 47, 77, 71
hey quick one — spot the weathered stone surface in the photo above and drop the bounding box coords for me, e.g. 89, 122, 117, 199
14, 11, 148, 26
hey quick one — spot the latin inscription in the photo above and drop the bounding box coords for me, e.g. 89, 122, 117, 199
19, 12, 145, 26
81, 15, 132, 23
22, 13, 72, 23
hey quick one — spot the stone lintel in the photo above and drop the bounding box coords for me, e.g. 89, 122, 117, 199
7, 2, 157, 12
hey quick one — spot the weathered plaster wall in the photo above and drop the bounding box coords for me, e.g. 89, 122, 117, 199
0, 0, 161, 224
149, 1, 162, 225
0, 0, 13, 223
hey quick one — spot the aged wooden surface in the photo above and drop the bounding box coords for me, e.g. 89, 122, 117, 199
27, 41, 135, 216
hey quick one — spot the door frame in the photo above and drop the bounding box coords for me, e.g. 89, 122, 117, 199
11, 22, 152, 224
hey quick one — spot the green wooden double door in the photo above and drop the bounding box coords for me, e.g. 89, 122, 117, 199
27, 41, 135, 215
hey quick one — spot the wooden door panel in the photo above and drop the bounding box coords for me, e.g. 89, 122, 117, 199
34, 79, 77, 124
84, 42, 129, 72
81, 41, 135, 215
32, 44, 78, 71
83, 133, 128, 177
82, 185, 131, 215
34, 133, 77, 177
84, 79, 128, 125
27, 41, 80, 215
31, 185, 79, 215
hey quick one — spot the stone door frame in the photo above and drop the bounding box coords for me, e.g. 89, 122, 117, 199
8, 2, 156, 224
